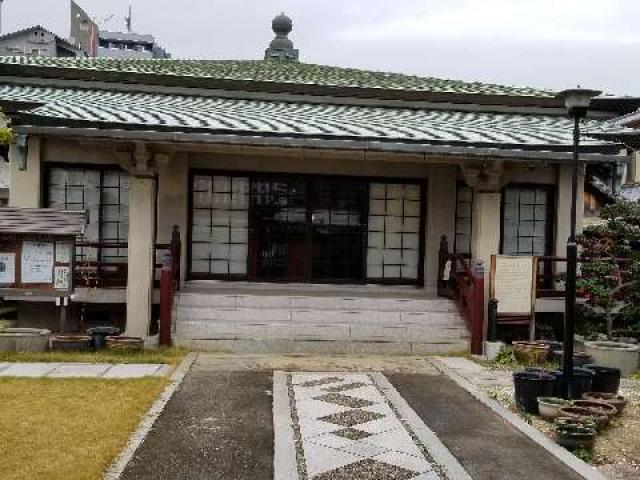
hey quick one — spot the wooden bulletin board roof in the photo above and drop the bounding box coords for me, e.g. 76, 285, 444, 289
0, 207, 86, 236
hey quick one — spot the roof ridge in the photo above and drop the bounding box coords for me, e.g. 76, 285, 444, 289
0, 57, 555, 99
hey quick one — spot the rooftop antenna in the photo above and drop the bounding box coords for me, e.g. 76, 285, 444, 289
125, 4, 132, 33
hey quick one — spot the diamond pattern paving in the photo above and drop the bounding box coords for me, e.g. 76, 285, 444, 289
332, 428, 373, 441
314, 393, 375, 409
324, 382, 368, 393
301, 377, 343, 388
282, 373, 448, 479
312, 458, 418, 480
319, 409, 385, 428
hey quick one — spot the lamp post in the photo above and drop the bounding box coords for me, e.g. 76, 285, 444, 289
556, 88, 601, 399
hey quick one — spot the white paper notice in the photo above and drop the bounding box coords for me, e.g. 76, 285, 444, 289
21, 242, 54, 284
0, 253, 15, 284
54, 266, 70, 290
55, 242, 73, 264
494, 256, 535, 315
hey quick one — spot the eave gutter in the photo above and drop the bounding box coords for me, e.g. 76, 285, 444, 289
13, 124, 627, 164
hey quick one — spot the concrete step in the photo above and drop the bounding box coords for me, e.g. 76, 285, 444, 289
175, 292, 458, 313
173, 288, 470, 355
173, 337, 470, 355
175, 319, 470, 342
175, 305, 465, 326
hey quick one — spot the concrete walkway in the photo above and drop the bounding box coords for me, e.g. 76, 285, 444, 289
0, 362, 171, 378
114, 354, 595, 480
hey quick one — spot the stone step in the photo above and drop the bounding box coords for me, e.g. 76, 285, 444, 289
175, 320, 470, 343
175, 306, 466, 327
173, 337, 470, 355
175, 292, 458, 313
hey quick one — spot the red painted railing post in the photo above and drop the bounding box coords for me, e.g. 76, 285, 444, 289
470, 274, 484, 355
159, 266, 173, 347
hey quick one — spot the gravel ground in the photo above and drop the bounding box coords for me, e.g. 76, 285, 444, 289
481, 376, 640, 479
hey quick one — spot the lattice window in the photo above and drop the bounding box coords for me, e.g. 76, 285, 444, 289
366, 183, 421, 280
46, 166, 129, 263
455, 184, 473, 255
502, 186, 552, 257
191, 175, 249, 276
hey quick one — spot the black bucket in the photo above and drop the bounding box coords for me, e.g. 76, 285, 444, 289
553, 368, 595, 400
513, 371, 556, 414
87, 326, 121, 350
583, 364, 622, 394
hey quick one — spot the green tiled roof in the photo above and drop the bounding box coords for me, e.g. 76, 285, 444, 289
0, 83, 609, 149
0, 57, 555, 98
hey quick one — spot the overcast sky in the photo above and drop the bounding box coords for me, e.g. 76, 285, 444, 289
3, 0, 640, 95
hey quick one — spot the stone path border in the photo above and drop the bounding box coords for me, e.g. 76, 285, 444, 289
431, 357, 607, 480
273, 370, 472, 480
0, 362, 171, 378
372, 373, 473, 480
104, 352, 197, 480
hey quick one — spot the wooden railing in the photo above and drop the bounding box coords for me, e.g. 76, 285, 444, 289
438, 236, 485, 355
74, 226, 182, 290
159, 226, 181, 346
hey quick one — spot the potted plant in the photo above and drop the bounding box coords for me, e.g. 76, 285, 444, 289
582, 364, 622, 393
582, 392, 627, 415
513, 370, 556, 414
576, 201, 640, 376
538, 397, 572, 420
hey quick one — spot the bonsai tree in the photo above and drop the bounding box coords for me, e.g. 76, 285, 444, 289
0, 111, 13, 161
577, 200, 640, 338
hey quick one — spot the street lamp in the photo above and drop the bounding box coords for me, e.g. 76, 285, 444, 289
556, 87, 602, 399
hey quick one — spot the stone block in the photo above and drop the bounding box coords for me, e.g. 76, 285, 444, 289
349, 324, 408, 342
294, 324, 350, 341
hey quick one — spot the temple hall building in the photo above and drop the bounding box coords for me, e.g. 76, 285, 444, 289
2, 14, 639, 354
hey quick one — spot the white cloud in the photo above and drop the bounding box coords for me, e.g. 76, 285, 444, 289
336, 0, 640, 45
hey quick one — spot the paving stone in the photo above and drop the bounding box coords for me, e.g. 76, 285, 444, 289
0, 363, 59, 377
314, 393, 375, 409
323, 382, 368, 393
332, 427, 373, 441
373, 450, 433, 474
279, 372, 447, 480
102, 364, 166, 379
48, 363, 112, 378
319, 409, 385, 428
302, 441, 362, 478
312, 458, 419, 480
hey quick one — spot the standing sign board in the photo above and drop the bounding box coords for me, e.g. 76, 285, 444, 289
0, 208, 86, 297
490, 255, 538, 339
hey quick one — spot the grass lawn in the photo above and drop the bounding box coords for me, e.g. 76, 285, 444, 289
0, 346, 187, 367
0, 377, 167, 480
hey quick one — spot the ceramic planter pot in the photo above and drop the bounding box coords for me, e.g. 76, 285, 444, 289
584, 341, 640, 377
51, 335, 91, 352
555, 416, 597, 431
573, 400, 617, 419
551, 350, 594, 367
87, 326, 121, 350
552, 368, 594, 400
512, 341, 551, 365
582, 392, 627, 415
537, 397, 572, 420
555, 424, 596, 451
0, 328, 50, 352
559, 406, 608, 430
106, 336, 144, 352
513, 371, 556, 414
583, 364, 621, 394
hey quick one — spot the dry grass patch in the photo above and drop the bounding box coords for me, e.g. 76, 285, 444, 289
0, 377, 167, 480
0, 346, 187, 367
